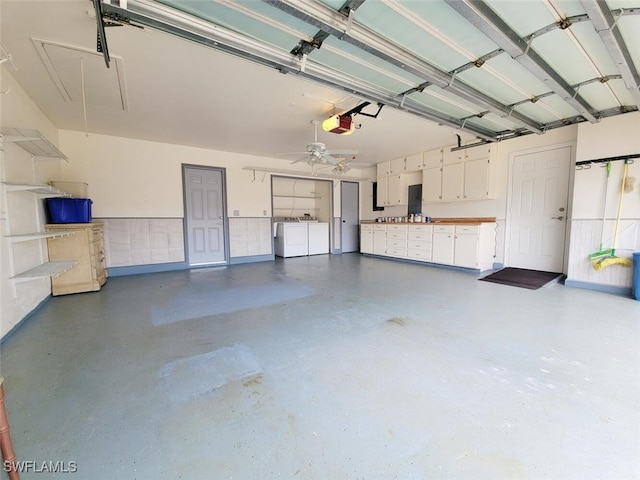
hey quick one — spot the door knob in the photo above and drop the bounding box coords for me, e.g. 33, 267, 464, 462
552, 216, 564, 220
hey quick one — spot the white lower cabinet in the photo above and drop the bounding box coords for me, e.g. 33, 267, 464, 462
361, 222, 495, 271
432, 225, 455, 264
407, 224, 433, 262
372, 225, 387, 255
361, 224, 373, 253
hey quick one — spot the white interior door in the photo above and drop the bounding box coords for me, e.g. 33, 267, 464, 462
507, 145, 571, 272
184, 166, 226, 266
341, 181, 359, 253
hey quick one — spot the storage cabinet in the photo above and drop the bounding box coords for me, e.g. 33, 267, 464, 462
376, 174, 408, 206
422, 167, 442, 202
407, 224, 433, 261
390, 157, 406, 174
441, 163, 464, 201
376, 161, 391, 177
46, 223, 107, 295
405, 153, 423, 171
423, 144, 496, 203
423, 148, 443, 169
372, 225, 386, 255
361, 222, 495, 272
360, 224, 373, 253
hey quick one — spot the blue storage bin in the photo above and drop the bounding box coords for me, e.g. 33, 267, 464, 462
46, 198, 92, 223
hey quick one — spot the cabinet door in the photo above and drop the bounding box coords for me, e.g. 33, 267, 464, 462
441, 163, 464, 201
443, 146, 464, 165
390, 157, 406, 174
373, 231, 387, 255
464, 158, 490, 200
405, 153, 423, 172
387, 175, 407, 205
423, 148, 442, 169
422, 167, 442, 203
376, 176, 389, 206
454, 233, 479, 268
464, 144, 493, 161
432, 232, 454, 264
360, 228, 373, 253
377, 161, 390, 177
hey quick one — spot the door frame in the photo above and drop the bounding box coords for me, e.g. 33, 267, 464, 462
182, 164, 230, 267
340, 180, 360, 253
504, 141, 576, 273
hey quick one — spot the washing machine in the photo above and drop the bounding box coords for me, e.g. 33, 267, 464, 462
274, 220, 309, 257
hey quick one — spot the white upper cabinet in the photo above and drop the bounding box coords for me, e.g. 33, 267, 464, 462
464, 158, 493, 200
405, 153, 423, 172
389, 157, 406, 174
377, 160, 391, 177
464, 143, 494, 161
441, 163, 464, 201
442, 145, 464, 165
422, 167, 442, 203
422, 148, 443, 169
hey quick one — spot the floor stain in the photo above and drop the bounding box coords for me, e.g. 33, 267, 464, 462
243, 374, 263, 387
387, 317, 408, 326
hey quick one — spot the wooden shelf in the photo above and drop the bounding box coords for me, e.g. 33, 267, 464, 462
11, 261, 77, 281
1, 127, 68, 161
7, 231, 75, 243
2, 182, 71, 196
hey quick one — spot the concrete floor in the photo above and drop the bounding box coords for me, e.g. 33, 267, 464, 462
1, 254, 639, 479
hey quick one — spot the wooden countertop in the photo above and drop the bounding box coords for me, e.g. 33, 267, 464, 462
361, 217, 496, 226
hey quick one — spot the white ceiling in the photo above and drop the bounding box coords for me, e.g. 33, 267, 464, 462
1, 0, 638, 167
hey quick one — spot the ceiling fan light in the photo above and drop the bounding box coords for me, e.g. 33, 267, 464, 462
322, 114, 354, 135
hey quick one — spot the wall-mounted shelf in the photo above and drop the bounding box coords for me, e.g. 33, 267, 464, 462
11, 261, 77, 282
7, 231, 75, 243
1, 127, 68, 161
2, 182, 71, 196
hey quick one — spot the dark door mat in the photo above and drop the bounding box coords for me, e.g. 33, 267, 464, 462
479, 267, 564, 290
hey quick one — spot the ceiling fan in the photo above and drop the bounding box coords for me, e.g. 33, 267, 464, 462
277, 120, 359, 169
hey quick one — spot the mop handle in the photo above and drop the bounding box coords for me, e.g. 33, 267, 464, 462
612, 161, 628, 249
599, 161, 611, 245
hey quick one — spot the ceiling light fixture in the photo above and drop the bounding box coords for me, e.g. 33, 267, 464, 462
322, 114, 355, 135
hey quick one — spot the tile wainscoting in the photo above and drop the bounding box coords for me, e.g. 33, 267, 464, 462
99, 218, 185, 268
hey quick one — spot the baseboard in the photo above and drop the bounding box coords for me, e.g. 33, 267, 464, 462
564, 279, 633, 297
107, 262, 187, 277
1, 294, 52, 345
360, 253, 482, 274
229, 254, 274, 265
492, 262, 504, 270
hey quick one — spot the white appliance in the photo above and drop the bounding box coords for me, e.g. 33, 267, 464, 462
274, 217, 329, 258
308, 222, 329, 255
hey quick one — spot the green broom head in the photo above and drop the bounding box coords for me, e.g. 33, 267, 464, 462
589, 247, 614, 259
592, 255, 632, 270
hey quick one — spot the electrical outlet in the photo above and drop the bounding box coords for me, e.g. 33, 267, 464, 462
263, 210, 267, 216
233, 210, 240, 216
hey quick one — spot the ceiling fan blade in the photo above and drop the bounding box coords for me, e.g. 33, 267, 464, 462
277, 151, 310, 156
320, 154, 340, 165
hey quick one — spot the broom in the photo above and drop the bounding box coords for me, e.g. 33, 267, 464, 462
592, 160, 632, 270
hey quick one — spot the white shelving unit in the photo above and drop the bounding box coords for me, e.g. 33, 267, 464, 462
1, 127, 68, 161
7, 231, 75, 243
2, 182, 71, 196
1, 129, 75, 284
11, 261, 77, 282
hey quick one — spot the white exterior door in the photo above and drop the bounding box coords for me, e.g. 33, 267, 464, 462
507, 145, 571, 272
184, 166, 227, 266
341, 181, 359, 253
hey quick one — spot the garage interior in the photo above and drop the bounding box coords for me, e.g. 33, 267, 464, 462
1, 0, 639, 478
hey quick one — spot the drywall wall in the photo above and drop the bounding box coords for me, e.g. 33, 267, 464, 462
1, 69, 63, 339
567, 112, 640, 290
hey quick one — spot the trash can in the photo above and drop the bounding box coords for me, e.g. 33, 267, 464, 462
633, 252, 640, 301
